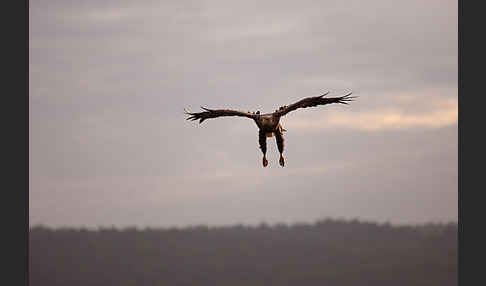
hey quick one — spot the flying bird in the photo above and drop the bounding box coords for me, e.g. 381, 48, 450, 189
185, 91, 356, 167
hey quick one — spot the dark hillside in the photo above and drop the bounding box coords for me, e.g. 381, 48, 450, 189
29, 219, 457, 286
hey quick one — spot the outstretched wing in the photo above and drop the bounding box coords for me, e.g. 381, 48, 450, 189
274, 91, 356, 117
185, 107, 256, 124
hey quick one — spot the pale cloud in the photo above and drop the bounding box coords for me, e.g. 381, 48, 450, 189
84, 9, 135, 23
206, 17, 304, 42
285, 91, 457, 131
190, 160, 354, 183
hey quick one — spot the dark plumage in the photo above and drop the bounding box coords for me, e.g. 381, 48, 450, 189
185, 91, 356, 167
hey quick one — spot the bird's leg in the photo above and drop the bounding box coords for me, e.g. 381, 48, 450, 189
275, 127, 285, 167
258, 130, 268, 167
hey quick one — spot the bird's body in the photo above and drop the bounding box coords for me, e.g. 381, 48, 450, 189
185, 91, 355, 167
254, 114, 282, 137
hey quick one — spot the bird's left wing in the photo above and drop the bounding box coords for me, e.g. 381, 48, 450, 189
185, 107, 256, 124
274, 91, 356, 117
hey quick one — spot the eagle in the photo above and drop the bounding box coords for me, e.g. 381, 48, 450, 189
185, 91, 355, 167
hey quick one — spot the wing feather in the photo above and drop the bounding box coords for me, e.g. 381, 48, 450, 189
274, 91, 356, 117
185, 107, 256, 123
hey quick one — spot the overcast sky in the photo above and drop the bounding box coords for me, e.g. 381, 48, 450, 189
29, 0, 457, 228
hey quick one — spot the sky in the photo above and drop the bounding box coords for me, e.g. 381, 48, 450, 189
29, 0, 457, 228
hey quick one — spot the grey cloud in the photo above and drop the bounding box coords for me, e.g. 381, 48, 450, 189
29, 0, 457, 227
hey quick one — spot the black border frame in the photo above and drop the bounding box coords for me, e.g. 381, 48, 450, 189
9, 0, 28, 285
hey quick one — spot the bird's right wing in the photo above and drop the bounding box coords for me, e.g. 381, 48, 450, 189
185, 107, 256, 124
